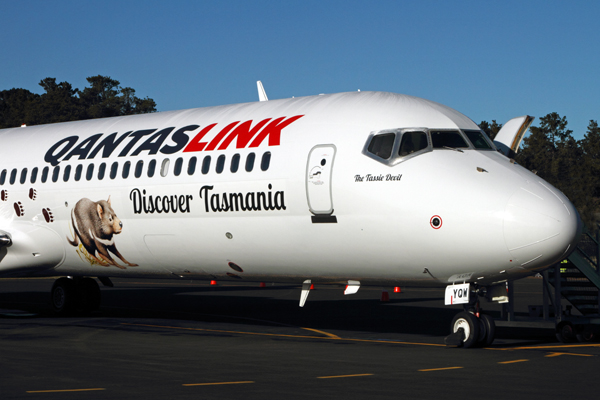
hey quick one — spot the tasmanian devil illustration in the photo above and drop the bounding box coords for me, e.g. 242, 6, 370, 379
67, 197, 138, 269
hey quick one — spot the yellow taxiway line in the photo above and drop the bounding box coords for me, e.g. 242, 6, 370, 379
26, 388, 105, 393
121, 322, 445, 347
121, 323, 600, 354
418, 367, 463, 372
498, 359, 529, 364
301, 327, 341, 339
183, 381, 254, 386
317, 374, 373, 379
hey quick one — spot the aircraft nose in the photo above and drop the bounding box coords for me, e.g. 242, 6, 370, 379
503, 182, 582, 270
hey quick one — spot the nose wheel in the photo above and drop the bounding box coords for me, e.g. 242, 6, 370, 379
478, 313, 496, 347
445, 311, 496, 348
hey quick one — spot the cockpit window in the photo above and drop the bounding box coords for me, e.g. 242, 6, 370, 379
367, 133, 395, 159
430, 130, 469, 149
399, 131, 428, 157
463, 130, 493, 150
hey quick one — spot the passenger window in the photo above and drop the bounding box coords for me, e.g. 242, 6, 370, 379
202, 156, 211, 174
245, 153, 255, 172
20, 168, 28, 184
148, 159, 156, 177
52, 166, 60, 183
122, 161, 131, 179
216, 155, 225, 174
174, 157, 183, 176
231, 154, 240, 173
98, 163, 106, 180
464, 130, 493, 150
10, 168, 17, 185
30, 167, 38, 184
86, 164, 94, 181
75, 165, 83, 181
135, 160, 144, 178
188, 157, 197, 175
63, 165, 71, 182
160, 159, 170, 177
261, 152, 271, 171
367, 133, 395, 159
0, 169, 6, 185
41, 167, 49, 183
110, 162, 119, 179
431, 130, 469, 149
399, 131, 428, 157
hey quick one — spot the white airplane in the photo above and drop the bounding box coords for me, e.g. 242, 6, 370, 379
0, 83, 581, 347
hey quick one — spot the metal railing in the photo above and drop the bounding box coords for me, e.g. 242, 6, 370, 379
575, 225, 599, 273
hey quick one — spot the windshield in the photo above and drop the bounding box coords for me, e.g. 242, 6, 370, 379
398, 131, 428, 157
366, 132, 395, 159
430, 130, 469, 149
463, 130, 493, 150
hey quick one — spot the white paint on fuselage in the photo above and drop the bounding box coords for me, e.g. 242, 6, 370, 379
0, 91, 581, 287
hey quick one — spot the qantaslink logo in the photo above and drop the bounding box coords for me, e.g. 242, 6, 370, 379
44, 115, 304, 166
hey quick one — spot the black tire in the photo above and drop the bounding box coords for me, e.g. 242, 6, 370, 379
478, 314, 496, 347
77, 278, 101, 313
451, 311, 480, 348
576, 327, 595, 343
50, 278, 76, 314
556, 321, 575, 343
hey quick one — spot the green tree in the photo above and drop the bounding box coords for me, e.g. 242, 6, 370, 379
34, 78, 84, 124
0, 88, 40, 128
580, 120, 600, 227
517, 112, 572, 181
0, 75, 157, 128
79, 75, 156, 118
79, 75, 126, 118
479, 120, 502, 141
581, 120, 600, 196
120, 87, 156, 115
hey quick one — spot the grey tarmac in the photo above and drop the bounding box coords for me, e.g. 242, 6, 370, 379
1, 277, 599, 399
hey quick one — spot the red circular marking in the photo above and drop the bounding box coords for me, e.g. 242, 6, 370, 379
430, 215, 442, 229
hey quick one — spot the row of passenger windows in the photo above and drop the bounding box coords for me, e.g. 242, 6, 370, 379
0, 152, 271, 186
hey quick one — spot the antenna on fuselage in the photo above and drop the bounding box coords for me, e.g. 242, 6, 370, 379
257, 81, 268, 102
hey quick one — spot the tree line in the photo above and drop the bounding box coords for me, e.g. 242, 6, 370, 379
0, 75, 156, 129
481, 114, 600, 232
0, 77, 597, 231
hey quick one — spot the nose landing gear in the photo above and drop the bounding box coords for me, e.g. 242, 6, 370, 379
444, 283, 496, 348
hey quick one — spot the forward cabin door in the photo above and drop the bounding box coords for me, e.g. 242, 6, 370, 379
306, 144, 336, 216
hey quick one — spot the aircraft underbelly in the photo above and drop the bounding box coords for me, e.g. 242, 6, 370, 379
0, 223, 65, 275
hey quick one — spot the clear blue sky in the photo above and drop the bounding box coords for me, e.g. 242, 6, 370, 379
2, 0, 599, 139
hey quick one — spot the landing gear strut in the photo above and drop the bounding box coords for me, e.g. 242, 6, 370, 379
50, 277, 101, 314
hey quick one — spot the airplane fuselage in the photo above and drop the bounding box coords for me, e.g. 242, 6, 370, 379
0, 91, 581, 289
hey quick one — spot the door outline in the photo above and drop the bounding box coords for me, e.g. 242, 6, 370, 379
306, 144, 336, 215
